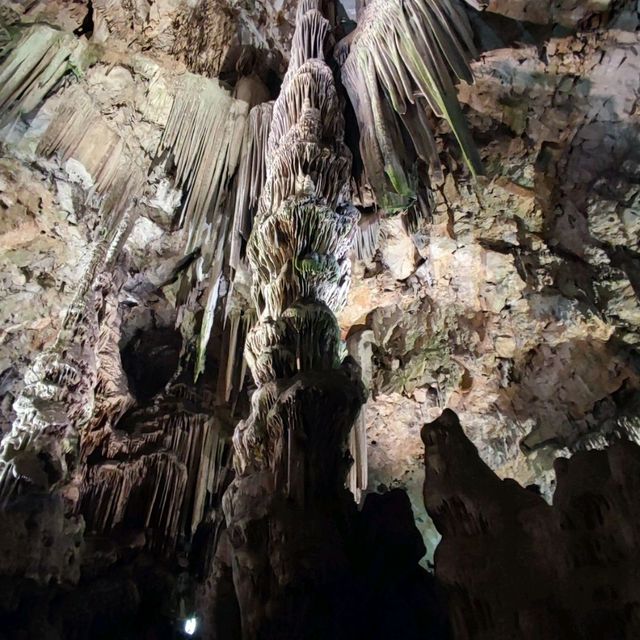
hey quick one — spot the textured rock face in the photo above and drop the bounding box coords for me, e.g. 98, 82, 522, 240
0, 0, 640, 637
1, 0, 637, 551
422, 408, 640, 639
0, 7, 251, 636
344, 5, 640, 546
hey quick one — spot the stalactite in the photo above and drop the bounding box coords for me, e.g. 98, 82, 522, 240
160, 75, 251, 386
80, 453, 187, 548
346, 328, 374, 502
217, 308, 256, 406
79, 382, 233, 553
229, 102, 274, 278
158, 74, 247, 248
355, 214, 381, 262
38, 86, 145, 200
340, 0, 482, 216
0, 24, 94, 127
347, 411, 368, 502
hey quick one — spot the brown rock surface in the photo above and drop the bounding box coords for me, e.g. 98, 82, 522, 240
423, 408, 640, 639
0, 0, 639, 636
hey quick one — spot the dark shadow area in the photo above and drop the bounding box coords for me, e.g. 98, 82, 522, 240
121, 327, 182, 401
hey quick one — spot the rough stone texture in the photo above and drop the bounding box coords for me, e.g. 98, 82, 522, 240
339, 7, 640, 555
422, 408, 640, 639
0, 160, 90, 434
0, 0, 640, 635
1, 0, 640, 565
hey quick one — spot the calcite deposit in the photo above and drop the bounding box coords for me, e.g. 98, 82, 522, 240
0, 0, 639, 638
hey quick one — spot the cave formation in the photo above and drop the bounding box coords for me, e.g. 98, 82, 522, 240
1, 1, 640, 639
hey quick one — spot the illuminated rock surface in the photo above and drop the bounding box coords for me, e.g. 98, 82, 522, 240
0, 1, 639, 638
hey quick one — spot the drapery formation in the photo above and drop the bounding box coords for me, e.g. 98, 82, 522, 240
0, 25, 94, 127
0, 204, 134, 583
222, 1, 366, 636
0, 27, 250, 579
340, 0, 483, 228
79, 381, 232, 552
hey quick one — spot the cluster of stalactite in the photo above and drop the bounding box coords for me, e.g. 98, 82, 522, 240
0, 24, 255, 398
161, 74, 251, 384
79, 380, 233, 553
0, 22, 257, 408
159, 74, 247, 240
422, 409, 640, 640
229, 102, 273, 286
221, 0, 367, 636
0, 21, 259, 581
339, 0, 483, 232
38, 85, 145, 202
0, 24, 94, 127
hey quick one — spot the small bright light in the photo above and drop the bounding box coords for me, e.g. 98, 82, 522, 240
184, 617, 197, 636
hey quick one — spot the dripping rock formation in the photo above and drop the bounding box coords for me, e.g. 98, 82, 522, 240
0, 0, 639, 638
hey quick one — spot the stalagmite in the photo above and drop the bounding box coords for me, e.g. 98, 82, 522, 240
422, 409, 640, 640
222, 1, 366, 636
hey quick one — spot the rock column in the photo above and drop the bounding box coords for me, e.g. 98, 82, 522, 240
222, 0, 365, 637
0, 208, 134, 584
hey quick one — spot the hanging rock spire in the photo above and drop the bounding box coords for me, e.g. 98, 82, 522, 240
340, 0, 483, 223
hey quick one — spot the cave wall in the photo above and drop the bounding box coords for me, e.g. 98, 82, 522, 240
423, 408, 640, 639
2, 0, 639, 522
0, 0, 639, 636
342, 2, 640, 559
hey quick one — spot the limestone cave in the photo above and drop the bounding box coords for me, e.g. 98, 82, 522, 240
1, 1, 640, 638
